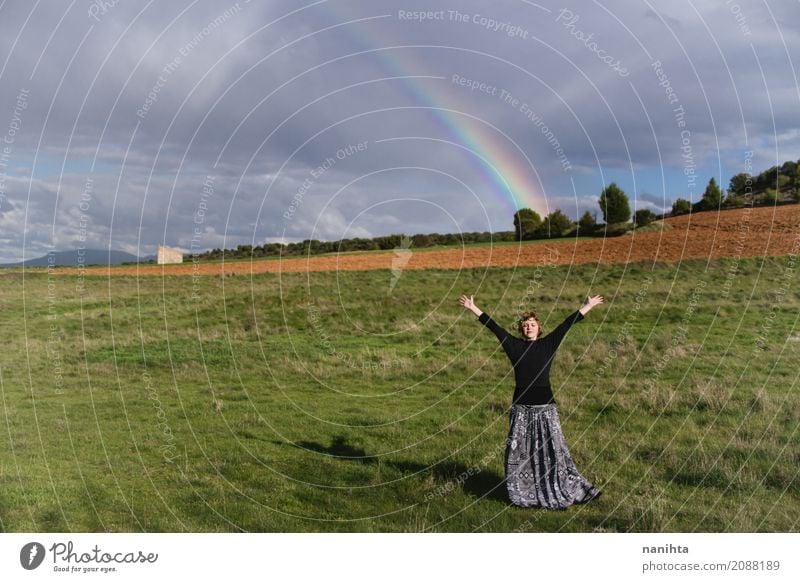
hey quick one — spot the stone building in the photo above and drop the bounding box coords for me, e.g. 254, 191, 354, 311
157, 245, 183, 264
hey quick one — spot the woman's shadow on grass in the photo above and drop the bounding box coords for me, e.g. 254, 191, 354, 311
286, 434, 508, 503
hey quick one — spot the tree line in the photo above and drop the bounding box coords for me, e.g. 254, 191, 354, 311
196, 231, 518, 261
514, 157, 800, 240
192, 158, 800, 260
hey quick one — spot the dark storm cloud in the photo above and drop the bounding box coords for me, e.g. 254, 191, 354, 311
0, 0, 798, 261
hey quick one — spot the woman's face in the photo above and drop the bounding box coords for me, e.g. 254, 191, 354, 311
520, 318, 540, 341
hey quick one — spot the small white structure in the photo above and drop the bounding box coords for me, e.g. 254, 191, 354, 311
157, 245, 183, 264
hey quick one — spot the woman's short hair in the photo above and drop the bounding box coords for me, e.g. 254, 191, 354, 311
517, 311, 542, 338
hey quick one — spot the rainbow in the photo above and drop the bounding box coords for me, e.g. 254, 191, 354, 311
312, 7, 549, 217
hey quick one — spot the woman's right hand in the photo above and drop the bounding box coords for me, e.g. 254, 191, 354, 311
458, 295, 482, 316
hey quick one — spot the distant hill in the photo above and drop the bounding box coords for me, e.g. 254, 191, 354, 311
0, 249, 151, 268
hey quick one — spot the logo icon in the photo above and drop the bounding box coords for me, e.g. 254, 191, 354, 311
388, 235, 413, 294
20, 542, 46, 570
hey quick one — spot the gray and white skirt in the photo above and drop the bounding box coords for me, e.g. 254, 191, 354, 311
505, 404, 601, 509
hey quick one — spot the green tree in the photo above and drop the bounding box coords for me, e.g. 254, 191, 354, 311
633, 209, 657, 228
701, 177, 723, 210
672, 198, 692, 215
577, 210, 596, 234
728, 173, 752, 197
513, 208, 542, 240
598, 182, 631, 224
539, 209, 574, 237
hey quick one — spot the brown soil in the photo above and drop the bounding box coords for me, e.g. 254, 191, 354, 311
55, 204, 800, 276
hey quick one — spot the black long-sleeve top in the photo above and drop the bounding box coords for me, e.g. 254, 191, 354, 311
478, 309, 584, 405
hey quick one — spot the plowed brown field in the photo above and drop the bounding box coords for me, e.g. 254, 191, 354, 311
57, 204, 800, 276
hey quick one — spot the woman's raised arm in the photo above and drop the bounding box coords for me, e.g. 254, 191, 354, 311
458, 294, 484, 318
459, 295, 513, 346
579, 295, 604, 316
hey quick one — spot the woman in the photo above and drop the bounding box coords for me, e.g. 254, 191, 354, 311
458, 294, 604, 509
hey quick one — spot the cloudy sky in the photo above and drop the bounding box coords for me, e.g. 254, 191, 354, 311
0, 0, 798, 261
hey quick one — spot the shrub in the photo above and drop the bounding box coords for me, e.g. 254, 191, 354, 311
761, 189, 780, 204
578, 210, 596, 234
634, 209, 657, 228
723, 195, 747, 208
671, 198, 692, 215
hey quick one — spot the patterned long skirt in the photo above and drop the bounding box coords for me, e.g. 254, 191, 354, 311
505, 404, 601, 509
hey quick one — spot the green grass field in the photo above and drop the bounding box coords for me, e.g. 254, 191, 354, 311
0, 256, 798, 532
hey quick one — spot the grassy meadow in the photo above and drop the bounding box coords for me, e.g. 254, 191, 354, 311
0, 256, 798, 532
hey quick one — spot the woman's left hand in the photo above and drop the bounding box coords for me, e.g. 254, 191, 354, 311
580, 295, 604, 315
